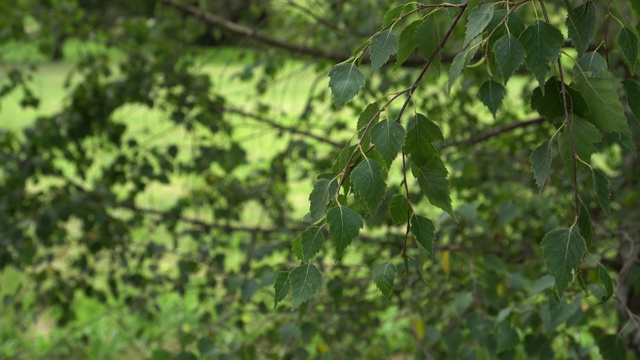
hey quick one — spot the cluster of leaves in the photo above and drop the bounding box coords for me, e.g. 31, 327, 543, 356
275, 0, 638, 315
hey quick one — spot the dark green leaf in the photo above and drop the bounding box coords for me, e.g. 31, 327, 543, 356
351, 158, 387, 215
292, 235, 303, 260
414, 15, 440, 58
411, 215, 435, 255
592, 168, 611, 218
370, 119, 406, 167
496, 323, 520, 353
273, 271, 290, 308
299, 226, 324, 262
290, 264, 322, 308
566, 1, 596, 55
530, 140, 552, 189
358, 102, 380, 149
519, 21, 564, 88
572, 72, 631, 135
383, 4, 409, 26
597, 335, 627, 360
578, 202, 592, 249
389, 194, 411, 225
494, 34, 525, 84
465, 4, 494, 47
541, 228, 587, 298
411, 159, 454, 217
405, 114, 444, 165
326, 206, 364, 260
530, 78, 589, 124
558, 116, 601, 165
372, 262, 396, 298
448, 36, 481, 91
618, 26, 639, 74
332, 142, 356, 173
328, 63, 366, 108
396, 20, 421, 68
573, 51, 607, 77
370, 30, 399, 73
622, 80, 640, 120
597, 263, 614, 303
309, 176, 338, 222
478, 80, 505, 117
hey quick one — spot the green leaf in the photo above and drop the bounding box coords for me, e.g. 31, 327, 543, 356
597, 263, 614, 303
372, 262, 397, 298
622, 80, 640, 120
618, 26, 639, 74
493, 34, 525, 84
597, 335, 627, 360
448, 36, 481, 91
370, 119, 406, 168
530, 78, 589, 124
273, 271, 290, 308
478, 80, 505, 117
578, 202, 592, 249
519, 21, 564, 88
299, 226, 324, 262
326, 205, 364, 260
530, 140, 552, 189
292, 235, 303, 260
328, 63, 366, 108
404, 114, 443, 166
383, 4, 409, 27
370, 30, 399, 73
464, 4, 493, 47
572, 72, 631, 135
414, 15, 440, 59
332, 141, 356, 173
566, 1, 596, 55
351, 158, 387, 215
389, 194, 411, 225
559, 116, 601, 162
592, 168, 611, 218
541, 227, 587, 298
290, 263, 322, 308
396, 20, 421, 68
411, 159, 454, 217
411, 215, 436, 255
309, 176, 338, 222
573, 51, 607, 77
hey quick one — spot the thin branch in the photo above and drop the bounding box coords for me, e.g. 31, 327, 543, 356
221, 105, 343, 148
442, 117, 545, 148
159, 0, 457, 67
540, 0, 580, 219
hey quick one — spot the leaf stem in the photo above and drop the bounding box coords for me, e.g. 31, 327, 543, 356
539, 0, 580, 219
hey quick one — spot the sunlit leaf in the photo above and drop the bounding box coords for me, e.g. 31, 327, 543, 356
290, 264, 322, 308
541, 227, 587, 298
328, 63, 366, 108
